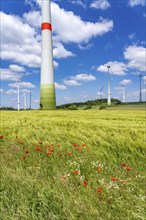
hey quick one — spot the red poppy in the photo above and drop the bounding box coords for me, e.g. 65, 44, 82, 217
0, 136, 4, 139
126, 166, 131, 171
97, 167, 101, 172
112, 177, 116, 181
68, 152, 71, 156
122, 180, 125, 184
74, 143, 78, 147
25, 150, 29, 154
82, 144, 86, 146
22, 155, 26, 159
97, 187, 103, 194
82, 180, 88, 187
57, 144, 61, 147
47, 152, 51, 155
18, 140, 23, 144
74, 170, 78, 175
122, 163, 126, 167
34, 146, 39, 151
39, 149, 43, 153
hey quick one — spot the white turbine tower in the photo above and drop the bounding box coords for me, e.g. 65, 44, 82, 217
22, 91, 27, 110
122, 84, 125, 103
107, 66, 111, 106
16, 81, 20, 111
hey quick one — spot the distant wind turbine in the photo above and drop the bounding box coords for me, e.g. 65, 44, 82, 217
22, 91, 27, 110
122, 84, 125, 103
16, 81, 20, 111
105, 66, 114, 106
99, 87, 104, 99
139, 73, 142, 102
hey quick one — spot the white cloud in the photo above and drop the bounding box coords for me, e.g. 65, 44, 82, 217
23, 10, 41, 28
0, 68, 23, 81
0, 89, 4, 93
6, 89, 17, 95
51, 3, 113, 44
9, 65, 25, 72
78, 43, 93, 50
90, 0, 111, 10
55, 83, 67, 90
114, 86, 123, 90
0, 12, 41, 67
124, 45, 146, 71
143, 76, 146, 84
53, 42, 75, 59
72, 73, 96, 82
129, 0, 145, 7
63, 79, 82, 86
128, 33, 136, 40
63, 73, 96, 86
54, 61, 59, 68
9, 81, 36, 88
97, 61, 127, 75
69, 0, 86, 8
120, 79, 132, 85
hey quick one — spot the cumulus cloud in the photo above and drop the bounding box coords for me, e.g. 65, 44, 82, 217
69, 0, 86, 8
97, 61, 127, 75
9, 81, 36, 88
90, 0, 111, 10
0, 68, 23, 81
63, 79, 82, 86
23, 10, 41, 28
63, 73, 96, 86
120, 79, 132, 85
143, 76, 146, 84
6, 89, 17, 95
0, 12, 41, 67
9, 65, 25, 72
52, 3, 113, 44
128, 0, 145, 7
55, 83, 67, 90
53, 42, 75, 59
72, 73, 96, 82
124, 45, 146, 71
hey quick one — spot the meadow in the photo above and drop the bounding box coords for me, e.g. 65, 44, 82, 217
0, 109, 145, 220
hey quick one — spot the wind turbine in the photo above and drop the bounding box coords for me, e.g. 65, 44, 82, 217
29, 90, 31, 110
106, 66, 112, 106
16, 81, 20, 111
122, 84, 125, 103
99, 87, 104, 99
22, 91, 27, 110
139, 73, 142, 102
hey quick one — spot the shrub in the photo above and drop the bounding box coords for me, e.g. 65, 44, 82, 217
68, 105, 78, 110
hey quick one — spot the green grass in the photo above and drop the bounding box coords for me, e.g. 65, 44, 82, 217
0, 110, 146, 220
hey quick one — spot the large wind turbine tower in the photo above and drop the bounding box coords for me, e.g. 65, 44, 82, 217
40, 0, 56, 110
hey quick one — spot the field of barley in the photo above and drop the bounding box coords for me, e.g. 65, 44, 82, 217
0, 109, 146, 220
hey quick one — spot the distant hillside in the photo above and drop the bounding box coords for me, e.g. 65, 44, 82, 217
57, 98, 121, 110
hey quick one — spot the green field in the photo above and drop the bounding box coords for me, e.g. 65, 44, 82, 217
0, 110, 146, 220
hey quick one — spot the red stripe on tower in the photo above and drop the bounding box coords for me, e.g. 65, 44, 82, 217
41, 23, 52, 31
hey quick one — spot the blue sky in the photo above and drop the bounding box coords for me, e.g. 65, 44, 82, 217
0, 0, 146, 109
